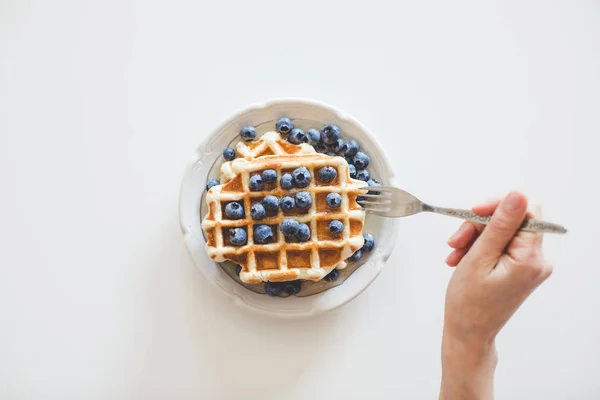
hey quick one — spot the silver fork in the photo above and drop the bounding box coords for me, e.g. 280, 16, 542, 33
358, 186, 567, 234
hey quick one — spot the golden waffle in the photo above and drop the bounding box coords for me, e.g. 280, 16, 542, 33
202, 133, 366, 284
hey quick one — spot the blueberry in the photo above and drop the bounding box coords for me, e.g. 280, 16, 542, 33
282, 280, 301, 295
321, 124, 341, 144
362, 233, 375, 252
343, 140, 359, 157
326, 151, 339, 157
265, 282, 282, 296
353, 152, 370, 169
314, 142, 328, 153
292, 167, 311, 188
223, 147, 236, 161
229, 228, 247, 246
249, 175, 264, 191
306, 128, 321, 145
367, 178, 381, 194
280, 218, 300, 236
206, 178, 220, 190
276, 117, 294, 134
349, 249, 362, 262
356, 169, 370, 182
280, 196, 295, 213
240, 125, 257, 141
329, 138, 346, 154
261, 169, 277, 184
288, 128, 307, 144
324, 269, 339, 282
225, 202, 244, 219
262, 195, 279, 212
295, 191, 312, 210
348, 164, 357, 179
254, 225, 274, 244
318, 166, 337, 183
296, 223, 311, 241
280, 173, 293, 190
329, 220, 344, 235
326, 192, 342, 208
250, 203, 266, 220
235, 265, 242, 275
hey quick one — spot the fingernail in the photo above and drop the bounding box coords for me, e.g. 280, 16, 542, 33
504, 192, 523, 212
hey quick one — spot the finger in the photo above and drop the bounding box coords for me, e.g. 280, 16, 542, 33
472, 197, 502, 216
447, 221, 479, 249
520, 202, 543, 247
446, 248, 469, 267
446, 229, 481, 267
469, 191, 528, 260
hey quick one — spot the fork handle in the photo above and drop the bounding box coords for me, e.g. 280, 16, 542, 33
423, 205, 567, 234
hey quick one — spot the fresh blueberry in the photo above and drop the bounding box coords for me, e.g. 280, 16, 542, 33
324, 269, 339, 282
326, 192, 342, 208
329, 220, 344, 235
296, 223, 311, 241
318, 166, 337, 183
265, 282, 282, 296
250, 203, 266, 220
349, 250, 362, 262
276, 117, 294, 134
367, 178, 381, 194
321, 124, 341, 144
229, 228, 247, 246
206, 178, 220, 190
326, 151, 339, 157
306, 128, 321, 145
295, 192, 312, 210
280, 173, 293, 190
235, 265, 242, 275
353, 152, 370, 169
282, 280, 301, 295
240, 125, 257, 141
280, 196, 295, 213
348, 164, 357, 179
314, 142, 328, 153
329, 138, 346, 154
288, 128, 307, 144
262, 195, 279, 212
356, 169, 370, 182
254, 225, 274, 244
280, 218, 300, 236
249, 175, 264, 191
261, 169, 277, 184
362, 233, 375, 252
292, 167, 311, 188
343, 140, 359, 157
225, 202, 244, 219
223, 147, 236, 161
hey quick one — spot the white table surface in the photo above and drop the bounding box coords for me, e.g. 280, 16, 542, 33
1, 1, 599, 398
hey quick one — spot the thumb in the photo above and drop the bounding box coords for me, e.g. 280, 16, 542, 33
469, 191, 528, 261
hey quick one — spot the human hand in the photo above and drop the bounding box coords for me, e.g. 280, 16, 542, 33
440, 191, 553, 400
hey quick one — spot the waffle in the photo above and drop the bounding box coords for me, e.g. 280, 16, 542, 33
201, 132, 367, 284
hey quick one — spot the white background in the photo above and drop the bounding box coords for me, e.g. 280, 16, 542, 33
1, 0, 599, 398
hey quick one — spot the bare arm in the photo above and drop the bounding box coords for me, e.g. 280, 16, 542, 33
439, 192, 553, 400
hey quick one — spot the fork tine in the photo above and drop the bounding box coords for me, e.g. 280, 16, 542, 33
360, 206, 392, 215
359, 192, 391, 199
357, 199, 392, 206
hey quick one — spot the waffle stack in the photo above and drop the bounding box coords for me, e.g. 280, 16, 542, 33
202, 132, 366, 284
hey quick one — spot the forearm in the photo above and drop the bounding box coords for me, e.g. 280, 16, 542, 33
439, 332, 498, 400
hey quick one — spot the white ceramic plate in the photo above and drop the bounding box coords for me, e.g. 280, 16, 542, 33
179, 99, 400, 317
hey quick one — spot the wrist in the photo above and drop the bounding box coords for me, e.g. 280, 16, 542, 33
440, 331, 498, 400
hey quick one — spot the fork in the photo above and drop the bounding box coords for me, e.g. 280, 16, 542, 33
358, 186, 567, 234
